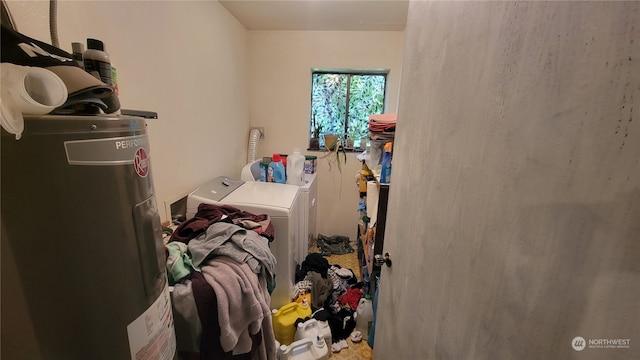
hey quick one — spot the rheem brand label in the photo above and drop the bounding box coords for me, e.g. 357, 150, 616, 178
134, 148, 149, 177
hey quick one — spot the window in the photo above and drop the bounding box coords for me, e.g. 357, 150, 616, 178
310, 70, 387, 150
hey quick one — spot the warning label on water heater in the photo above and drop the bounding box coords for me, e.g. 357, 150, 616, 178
126, 284, 176, 360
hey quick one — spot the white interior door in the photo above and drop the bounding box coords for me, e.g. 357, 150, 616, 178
374, 2, 640, 359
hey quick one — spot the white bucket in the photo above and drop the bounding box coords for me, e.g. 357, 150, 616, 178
0, 63, 68, 139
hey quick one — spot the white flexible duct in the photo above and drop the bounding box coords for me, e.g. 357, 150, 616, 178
247, 128, 262, 163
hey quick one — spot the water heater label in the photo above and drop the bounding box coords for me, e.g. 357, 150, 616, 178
64, 135, 150, 166
134, 148, 149, 177
126, 284, 176, 360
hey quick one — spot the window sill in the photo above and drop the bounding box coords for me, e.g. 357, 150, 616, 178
306, 147, 365, 153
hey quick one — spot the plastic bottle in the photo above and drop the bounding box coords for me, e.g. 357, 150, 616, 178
294, 318, 332, 347
359, 160, 373, 196
268, 154, 286, 183
279, 154, 288, 169
279, 336, 329, 360
294, 289, 311, 305
355, 295, 374, 337
71, 42, 85, 69
286, 148, 306, 186
272, 301, 312, 345
111, 62, 119, 96
304, 155, 317, 174
380, 141, 393, 184
83, 38, 112, 85
260, 157, 271, 182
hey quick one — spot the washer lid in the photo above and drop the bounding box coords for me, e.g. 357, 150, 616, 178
222, 180, 299, 216
190, 176, 244, 202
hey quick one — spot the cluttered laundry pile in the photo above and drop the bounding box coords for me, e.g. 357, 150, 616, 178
288, 252, 367, 353
165, 203, 278, 360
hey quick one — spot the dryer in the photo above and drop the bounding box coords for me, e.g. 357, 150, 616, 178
186, 176, 300, 309
297, 173, 317, 263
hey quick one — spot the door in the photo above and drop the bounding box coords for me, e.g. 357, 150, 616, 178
374, 2, 639, 359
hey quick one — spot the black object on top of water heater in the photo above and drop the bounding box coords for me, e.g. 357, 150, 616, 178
0, 24, 119, 115
1, 114, 177, 360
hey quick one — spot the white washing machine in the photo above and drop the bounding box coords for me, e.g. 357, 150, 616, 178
186, 176, 300, 309
241, 161, 318, 265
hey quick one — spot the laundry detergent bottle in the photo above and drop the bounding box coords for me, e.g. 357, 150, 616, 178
272, 300, 312, 345
268, 153, 286, 183
355, 295, 374, 338
278, 336, 329, 360
286, 148, 305, 186
380, 141, 393, 184
294, 318, 332, 348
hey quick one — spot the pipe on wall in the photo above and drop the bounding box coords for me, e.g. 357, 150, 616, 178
247, 127, 262, 164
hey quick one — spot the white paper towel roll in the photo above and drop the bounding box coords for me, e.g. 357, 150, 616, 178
1, 63, 68, 139
366, 180, 379, 228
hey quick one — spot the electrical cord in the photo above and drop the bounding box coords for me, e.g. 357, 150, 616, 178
162, 226, 174, 236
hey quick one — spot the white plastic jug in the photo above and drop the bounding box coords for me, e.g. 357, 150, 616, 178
279, 336, 329, 360
286, 148, 305, 186
355, 295, 374, 337
295, 318, 332, 347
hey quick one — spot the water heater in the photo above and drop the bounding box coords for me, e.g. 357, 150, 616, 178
1, 115, 176, 359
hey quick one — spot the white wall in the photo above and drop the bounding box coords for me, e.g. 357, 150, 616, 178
247, 30, 404, 240
5, 1, 405, 242
4, 0, 250, 223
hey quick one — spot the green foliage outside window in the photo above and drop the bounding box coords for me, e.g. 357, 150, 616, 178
310, 71, 386, 149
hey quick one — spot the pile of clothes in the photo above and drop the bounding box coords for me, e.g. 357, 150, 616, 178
165, 203, 278, 360
315, 233, 354, 256
290, 253, 366, 353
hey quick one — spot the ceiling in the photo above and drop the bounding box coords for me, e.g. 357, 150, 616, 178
218, 0, 409, 31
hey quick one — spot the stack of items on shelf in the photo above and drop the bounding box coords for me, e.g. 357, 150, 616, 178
368, 113, 396, 142
355, 160, 375, 294
367, 113, 396, 172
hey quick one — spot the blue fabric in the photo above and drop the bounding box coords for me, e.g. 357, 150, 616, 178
367, 281, 380, 347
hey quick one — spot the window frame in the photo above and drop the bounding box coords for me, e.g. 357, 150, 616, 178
309, 68, 389, 151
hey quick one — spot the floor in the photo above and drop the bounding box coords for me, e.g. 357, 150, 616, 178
309, 240, 373, 360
